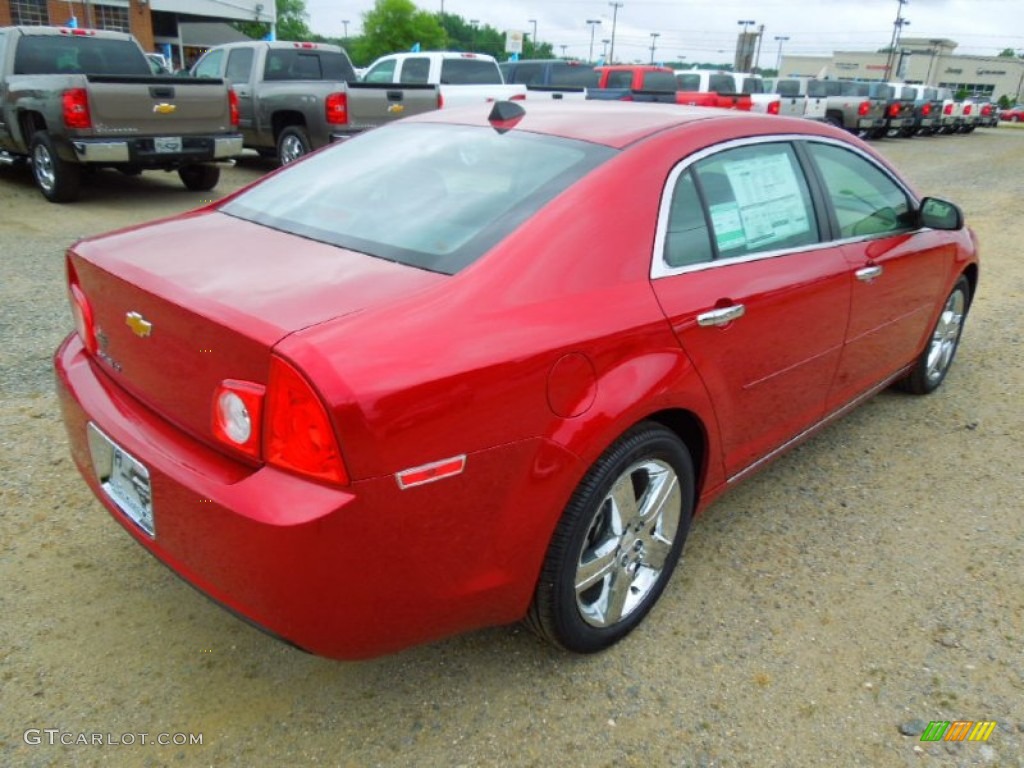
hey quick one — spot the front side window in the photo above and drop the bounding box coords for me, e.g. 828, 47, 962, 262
807, 143, 913, 238
363, 58, 395, 83
193, 48, 224, 78
222, 123, 615, 275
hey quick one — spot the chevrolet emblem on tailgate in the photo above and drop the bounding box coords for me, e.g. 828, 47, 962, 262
387, 104, 405, 114
125, 312, 152, 338
153, 103, 177, 114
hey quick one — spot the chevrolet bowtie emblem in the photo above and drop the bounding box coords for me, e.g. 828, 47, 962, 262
153, 103, 177, 114
125, 312, 152, 338
387, 103, 405, 114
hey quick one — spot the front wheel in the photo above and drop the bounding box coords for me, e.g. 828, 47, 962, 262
30, 132, 81, 202
896, 276, 971, 395
277, 126, 311, 166
527, 423, 694, 653
178, 164, 220, 191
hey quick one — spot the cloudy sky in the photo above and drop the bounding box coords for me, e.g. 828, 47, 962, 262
305, 0, 1024, 64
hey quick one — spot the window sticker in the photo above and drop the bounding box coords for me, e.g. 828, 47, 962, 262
722, 153, 811, 249
708, 202, 746, 251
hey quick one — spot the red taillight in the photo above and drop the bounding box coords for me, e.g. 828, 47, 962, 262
982, 104, 992, 116
265, 356, 348, 485
437, 91, 444, 109
944, 103, 954, 115
228, 88, 240, 127
888, 103, 900, 117
510, 92, 526, 101
66, 260, 97, 356
293, 42, 317, 49
857, 100, 870, 117
922, 103, 932, 116
767, 99, 780, 115
212, 381, 265, 459
962, 104, 972, 115
62, 88, 92, 129
325, 92, 348, 125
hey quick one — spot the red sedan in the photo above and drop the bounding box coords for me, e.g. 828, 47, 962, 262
55, 101, 978, 659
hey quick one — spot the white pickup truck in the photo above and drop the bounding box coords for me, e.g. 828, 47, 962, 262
674, 69, 779, 114
362, 52, 526, 108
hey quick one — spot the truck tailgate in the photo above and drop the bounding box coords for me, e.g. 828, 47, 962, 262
85, 75, 234, 135
345, 83, 439, 127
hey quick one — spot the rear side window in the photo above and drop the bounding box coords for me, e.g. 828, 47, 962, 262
692, 143, 819, 258
225, 48, 253, 83
709, 74, 735, 92
440, 58, 501, 84
741, 78, 764, 94
663, 170, 714, 267
807, 143, 912, 239
605, 70, 632, 89
400, 57, 430, 84
676, 73, 700, 90
14, 35, 150, 75
642, 71, 677, 91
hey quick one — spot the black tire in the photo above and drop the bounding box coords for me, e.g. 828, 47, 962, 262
30, 132, 81, 203
896, 276, 971, 395
276, 126, 311, 166
527, 422, 694, 653
825, 114, 844, 130
177, 164, 220, 191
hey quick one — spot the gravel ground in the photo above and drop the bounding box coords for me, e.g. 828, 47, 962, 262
1, 129, 1022, 768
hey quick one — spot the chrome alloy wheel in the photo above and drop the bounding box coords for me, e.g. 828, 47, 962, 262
575, 458, 682, 628
925, 286, 966, 385
32, 142, 56, 193
279, 134, 306, 164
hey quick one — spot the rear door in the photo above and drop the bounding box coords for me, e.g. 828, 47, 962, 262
651, 139, 851, 478
223, 47, 256, 139
803, 141, 954, 408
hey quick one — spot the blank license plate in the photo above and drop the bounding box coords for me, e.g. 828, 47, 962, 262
87, 424, 155, 537
154, 136, 182, 153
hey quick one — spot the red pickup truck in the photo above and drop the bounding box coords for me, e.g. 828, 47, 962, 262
589, 65, 752, 111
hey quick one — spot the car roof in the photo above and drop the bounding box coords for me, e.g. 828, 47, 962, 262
405, 101, 822, 150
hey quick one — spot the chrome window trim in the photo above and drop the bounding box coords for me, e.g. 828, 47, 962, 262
650, 133, 920, 280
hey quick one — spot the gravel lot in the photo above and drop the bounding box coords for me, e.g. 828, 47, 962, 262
1, 128, 1022, 768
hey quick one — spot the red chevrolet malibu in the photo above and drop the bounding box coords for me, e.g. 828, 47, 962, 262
55, 102, 978, 659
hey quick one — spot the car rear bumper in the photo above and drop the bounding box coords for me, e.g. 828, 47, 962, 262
68, 135, 243, 165
54, 333, 575, 658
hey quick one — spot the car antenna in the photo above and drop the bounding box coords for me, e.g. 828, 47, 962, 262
488, 101, 526, 134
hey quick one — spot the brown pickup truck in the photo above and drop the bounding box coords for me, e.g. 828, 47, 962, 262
0, 26, 243, 202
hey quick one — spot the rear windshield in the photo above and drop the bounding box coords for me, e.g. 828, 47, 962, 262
676, 73, 700, 90
14, 35, 149, 75
549, 65, 599, 88
708, 74, 735, 93
263, 49, 355, 82
776, 79, 801, 97
440, 58, 502, 84
221, 123, 615, 274
642, 71, 677, 91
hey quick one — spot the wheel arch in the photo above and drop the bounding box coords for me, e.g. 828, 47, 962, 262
961, 262, 979, 308
271, 110, 307, 142
18, 109, 47, 145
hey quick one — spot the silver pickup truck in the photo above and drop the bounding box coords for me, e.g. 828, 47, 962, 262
193, 41, 441, 166
0, 26, 242, 202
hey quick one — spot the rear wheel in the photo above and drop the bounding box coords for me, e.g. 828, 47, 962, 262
527, 423, 694, 653
30, 132, 80, 203
277, 126, 311, 166
178, 164, 220, 191
896, 276, 971, 395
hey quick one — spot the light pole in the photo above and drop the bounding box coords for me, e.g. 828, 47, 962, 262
649, 32, 660, 65
601, 38, 610, 61
608, 2, 623, 66
753, 23, 765, 73
884, 0, 909, 81
586, 19, 601, 63
774, 35, 789, 74
469, 18, 479, 51
528, 18, 537, 49
341, 19, 349, 38
737, 20, 755, 72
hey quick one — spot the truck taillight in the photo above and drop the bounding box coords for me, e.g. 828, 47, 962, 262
265, 356, 348, 486
510, 93, 526, 101
888, 103, 900, 117
437, 91, 444, 109
857, 101, 870, 117
982, 104, 992, 116
325, 92, 348, 125
228, 88, 240, 127
944, 103, 954, 115
767, 100, 780, 115
212, 381, 265, 459
62, 88, 92, 129
962, 104, 972, 116
922, 103, 932, 116
66, 259, 97, 356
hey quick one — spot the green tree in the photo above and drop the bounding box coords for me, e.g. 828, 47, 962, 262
354, 0, 447, 62
996, 48, 1020, 58
233, 0, 313, 41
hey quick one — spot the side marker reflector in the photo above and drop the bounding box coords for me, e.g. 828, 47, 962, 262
396, 455, 467, 489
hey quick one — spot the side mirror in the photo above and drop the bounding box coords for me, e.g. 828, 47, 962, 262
919, 197, 964, 231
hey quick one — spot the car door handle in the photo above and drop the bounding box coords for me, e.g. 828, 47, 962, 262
856, 265, 883, 282
697, 304, 746, 327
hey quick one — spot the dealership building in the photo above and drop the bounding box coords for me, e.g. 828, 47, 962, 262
780, 38, 1024, 102
0, 0, 274, 69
